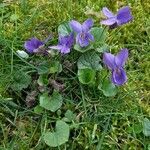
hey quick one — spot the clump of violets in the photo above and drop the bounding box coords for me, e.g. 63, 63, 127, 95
49, 32, 74, 54
101, 6, 133, 28
70, 19, 94, 47
24, 38, 44, 53
24, 6, 133, 88
103, 49, 128, 85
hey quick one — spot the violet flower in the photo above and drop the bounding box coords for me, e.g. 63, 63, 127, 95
24, 38, 44, 53
101, 6, 133, 29
49, 32, 74, 54
69, 19, 94, 47
103, 49, 128, 85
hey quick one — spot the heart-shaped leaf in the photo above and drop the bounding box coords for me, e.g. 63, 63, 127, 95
143, 118, 150, 136
78, 68, 96, 84
90, 27, 107, 44
11, 71, 31, 91
40, 91, 63, 112
77, 51, 102, 70
44, 120, 70, 147
58, 22, 72, 36
98, 78, 117, 97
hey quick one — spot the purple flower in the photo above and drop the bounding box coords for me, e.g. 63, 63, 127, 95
103, 49, 128, 85
24, 38, 44, 53
49, 32, 74, 54
69, 19, 94, 47
101, 6, 133, 29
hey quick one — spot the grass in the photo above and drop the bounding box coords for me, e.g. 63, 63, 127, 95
0, 0, 150, 149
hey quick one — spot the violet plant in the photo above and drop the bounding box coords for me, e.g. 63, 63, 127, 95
23, 5, 133, 95
23, 6, 133, 147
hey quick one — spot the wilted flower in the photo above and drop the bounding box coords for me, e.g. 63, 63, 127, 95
70, 19, 94, 47
49, 32, 74, 54
101, 6, 133, 29
103, 49, 128, 85
24, 38, 44, 53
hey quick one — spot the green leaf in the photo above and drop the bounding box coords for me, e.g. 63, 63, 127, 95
34, 105, 44, 114
44, 120, 70, 147
37, 74, 48, 86
38, 61, 62, 75
95, 44, 109, 53
37, 61, 49, 75
78, 69, 96, 84
74, 44, 93, 53
49, 61, 62, 74
40, 91, 63, 112
77, 51, 102, 71
98, 78, 117, 97
132, 123, 143, 134
58, 22, 72, 36
90, 27, 107, 44
127, 123, 143, 134
64, 110, 76, 122
143, 118, 150, 136
11, 71, 31, 91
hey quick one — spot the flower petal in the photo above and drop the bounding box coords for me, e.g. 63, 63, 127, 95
100, 17, 117, 25
115, 48, 128, 67
69, 20, 82, 33
24, 42, 35, 53
60, 45, 70, 54
87, 32, 94, 41
117, 6, 133, 25
102, 7, 115, 18
59, 35, 68, 45
103, 52, 116, 70
82, 19, 93, 32
66, 32, 74, 47
111, 68, 127, 85
76, 33, 89, 47
24, 38, 43, 53
32, 38, 43, 48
